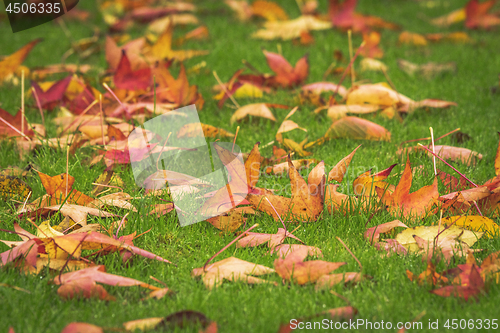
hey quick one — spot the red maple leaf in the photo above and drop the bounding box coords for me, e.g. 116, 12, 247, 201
465, 0, 500, 29
114, 50, 151, 91
31, 76, 72, 111
263, 50, 309, 88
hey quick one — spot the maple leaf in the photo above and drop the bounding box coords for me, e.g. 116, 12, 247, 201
465, 0, 500, 29
309, 117, 391, 149
324, 184, 367, 215
206, 207, 249, 232
364, 220, 408, 256
379, 157, 439, 218
430, 8, 466, 27
302, 81, 348, 97
247, 157, 325, 222
37, 171, 94, 206
251, 0, 289, 21
191, 257, 275, 289
105, 35, 147, 71
314, 104, 380, 121
53, 265, 160, 301
230, 103, 276, 124
328, 144, 361, 182
439, 215, 500, 237
274, 249, 346, 285
399, 145, 482, 166
269, 244, 323, 259
199, 145, 250, 216
352, 163, 396, 197
431, 264, 484, 300
114, 50, 151, 91
328, 0, 399, 32
345, 83, 457, 113
406, 262, 449, 286
263, 50, 309, 88
265, 158, 317, 175
396, 225, 484, 263
252, 15, 332, 40
398, 31, 428, 46
495, 132, 500, 176
31, 76, 72, 111
437, 169, 473, 192
0, 108, 34, 138
0, 39, 41, 83
315, 272, 365, 290
359, 31, 383, 59
236, 228, 303, 249
148, 21, 209, 62
153, 62, 204, 109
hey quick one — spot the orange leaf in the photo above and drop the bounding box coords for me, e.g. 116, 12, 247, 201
0, 39, 41, 82
325, 116, 391, 141
495, 132, 500, 175
465, 0, 500, 29
263, 50, 309, 88
381, 158, 439, 218
328, 144, 361, 182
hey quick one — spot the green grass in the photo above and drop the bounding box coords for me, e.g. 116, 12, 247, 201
1, 0, 500, 332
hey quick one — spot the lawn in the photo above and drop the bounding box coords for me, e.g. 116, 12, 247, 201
1, 0, 500, 332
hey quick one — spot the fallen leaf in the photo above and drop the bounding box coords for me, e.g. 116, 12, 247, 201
248, 157, 324, 222
269, 244, 323, 259
396, 225, 483, 261
114, 50, 151, 91
352, 163, 396, 196
263, 50, 308, 88
328, 144, 361, 182
191, 257, 275, 289
398, 31, 428, 46
314, 104, 380, 121
252, 15, 331, 40
465, 0, 500, 29
399, 145, 481, 166
31, 76, 72, 110
0, 108, 34, 138
230, 103, 276, 124
360, 58, 388, 72
206, 208, 245, 232
148, 21, 209, 61
364, 220, 408, 243
274, 251, 346, 285
431, 8, 466, 27
251, 0, 289, 21
328, 0, 398, 32
495, 132, 500, 175
0, 39, 41, 83
236, 228, 302, 249
439, 215, 500, 237
407, 262, 449, 286
360, 31, 383, 58
315, 272, 365, 289
60, 322, 104, 333
153, 62, 204, 109
123, 318, 163, 332
425, 32, 471, 43
431, 265, 484, 300
379, 157, 438, 218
